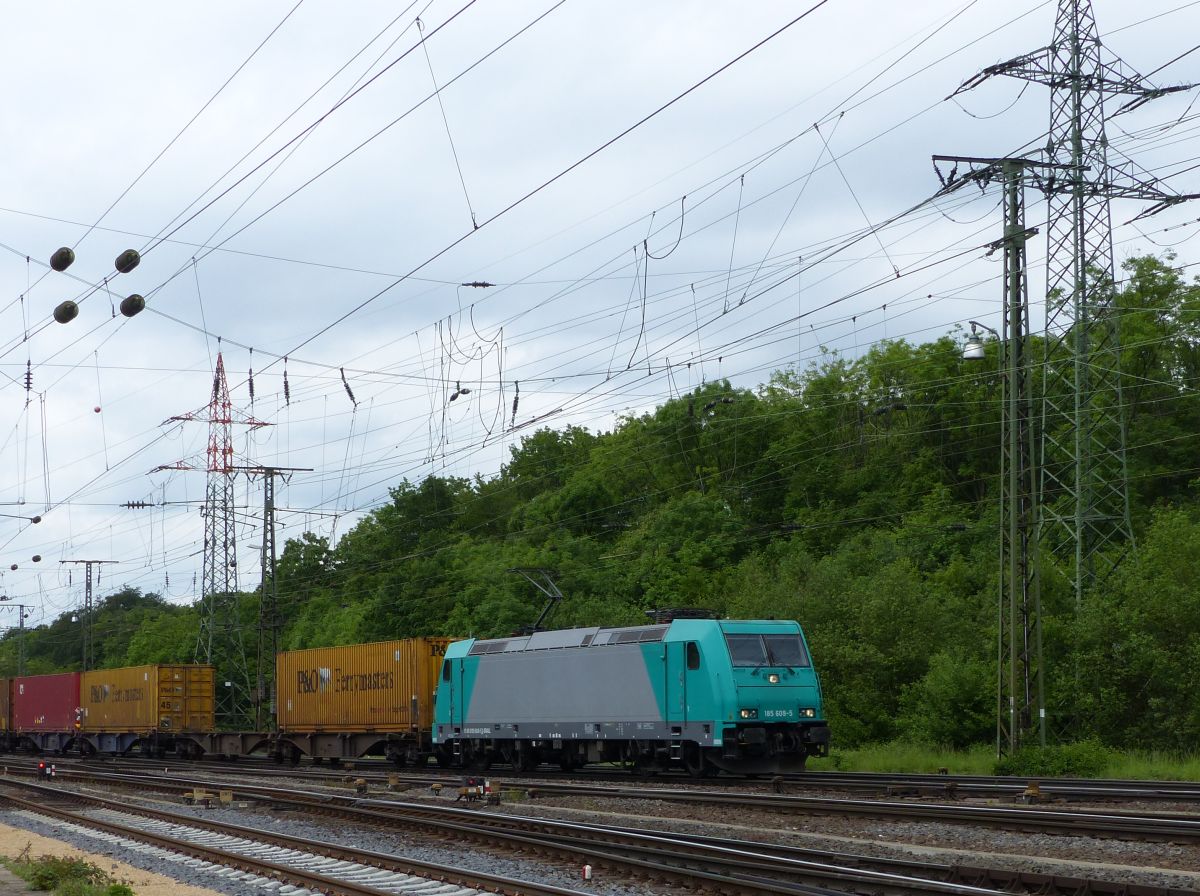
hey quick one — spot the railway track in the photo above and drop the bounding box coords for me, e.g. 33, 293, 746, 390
44, 762, 1200, 844
779, 771, 1200, 803
0, 787, 577, 896
0, 786, 580, 896
67, 754, 1200, 804
1, 768, 1195, 895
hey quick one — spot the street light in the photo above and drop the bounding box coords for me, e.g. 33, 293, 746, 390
962, 321, 999, 362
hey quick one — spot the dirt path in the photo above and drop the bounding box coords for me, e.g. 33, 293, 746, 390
0, 818, 225, 896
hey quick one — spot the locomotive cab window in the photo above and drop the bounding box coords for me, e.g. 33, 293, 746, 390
764, 635, 809, 667
725, 633, 810, 668
441, 660, 451, 682
686, 642, 700, 670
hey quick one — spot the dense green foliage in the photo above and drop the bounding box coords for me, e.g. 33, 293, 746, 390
3, 848, 134, 896
3, 254, 1199, 752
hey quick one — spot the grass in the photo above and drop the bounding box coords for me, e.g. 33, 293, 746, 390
1102, 750, 1200, 781
808, 741, 1200, 780
808, 742, 998, 775
2, 847, 134, 896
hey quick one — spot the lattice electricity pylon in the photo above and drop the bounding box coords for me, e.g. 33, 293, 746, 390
157, 352, 270, 724
952, 0, 1197, 603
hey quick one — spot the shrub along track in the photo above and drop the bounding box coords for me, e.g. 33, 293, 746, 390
1, 768, 1195, 895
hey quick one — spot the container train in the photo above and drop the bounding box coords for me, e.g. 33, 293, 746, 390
0, 618, 828, 775
2, 665, 214, 757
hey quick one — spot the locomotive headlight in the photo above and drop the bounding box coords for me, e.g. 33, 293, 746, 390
800, 707, 816, 718
767, 673, 780, 684
739, 708, 758, 719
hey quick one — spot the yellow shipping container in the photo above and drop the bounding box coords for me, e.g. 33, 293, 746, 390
80, 664, 214, 733
277, 638, 450, 732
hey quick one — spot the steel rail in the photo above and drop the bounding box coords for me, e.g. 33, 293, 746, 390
0, 786, 583, 896
72, 755, 1200, 802
4, 769, 1194, 895
30, 763, 1200, 841
0, 782, 868, 896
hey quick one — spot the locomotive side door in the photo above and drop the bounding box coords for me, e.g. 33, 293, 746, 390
441, 658, 456, 727
665, 642, 687, 725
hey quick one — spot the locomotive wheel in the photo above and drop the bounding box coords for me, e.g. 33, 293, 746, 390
464, 747, 492, 772
621, 740, 655, 777
514, 743, 538, 772
501, 744, 535, 771
681, 742, 706, 777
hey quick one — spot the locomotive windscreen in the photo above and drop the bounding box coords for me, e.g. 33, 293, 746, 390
725, 633, 811, 668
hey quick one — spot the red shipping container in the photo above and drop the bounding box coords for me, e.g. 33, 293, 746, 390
12, 672, 80, 732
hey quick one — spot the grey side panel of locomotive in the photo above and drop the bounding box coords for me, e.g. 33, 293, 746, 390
465, 643, 660, 725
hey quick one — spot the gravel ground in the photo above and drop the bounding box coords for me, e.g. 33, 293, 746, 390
493, 787, 1200, 892
3, 774, 1200, 895
0, 800, 634, 896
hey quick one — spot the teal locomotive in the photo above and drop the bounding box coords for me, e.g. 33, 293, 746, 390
432, 618, 829, 775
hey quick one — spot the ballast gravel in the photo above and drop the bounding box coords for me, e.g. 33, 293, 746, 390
0, 802, 639, 896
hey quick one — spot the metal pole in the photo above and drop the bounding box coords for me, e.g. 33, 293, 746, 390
232, 465, 309, 731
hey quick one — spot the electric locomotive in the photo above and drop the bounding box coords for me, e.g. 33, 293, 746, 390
432, 618, 829, 775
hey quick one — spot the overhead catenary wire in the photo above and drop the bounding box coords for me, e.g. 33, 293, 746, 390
2, 0, 1197, 611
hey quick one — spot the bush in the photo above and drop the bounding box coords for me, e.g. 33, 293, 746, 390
3, 848, 133, 896
898, 652, 993, 749
993, 739, 1112, 778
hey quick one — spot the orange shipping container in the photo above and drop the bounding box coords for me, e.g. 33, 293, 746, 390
277, 638, 450, 732
80, 664, 214, 733
0, 677, 9, 732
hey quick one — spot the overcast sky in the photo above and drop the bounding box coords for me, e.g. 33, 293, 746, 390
0, 0, 1196, 626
